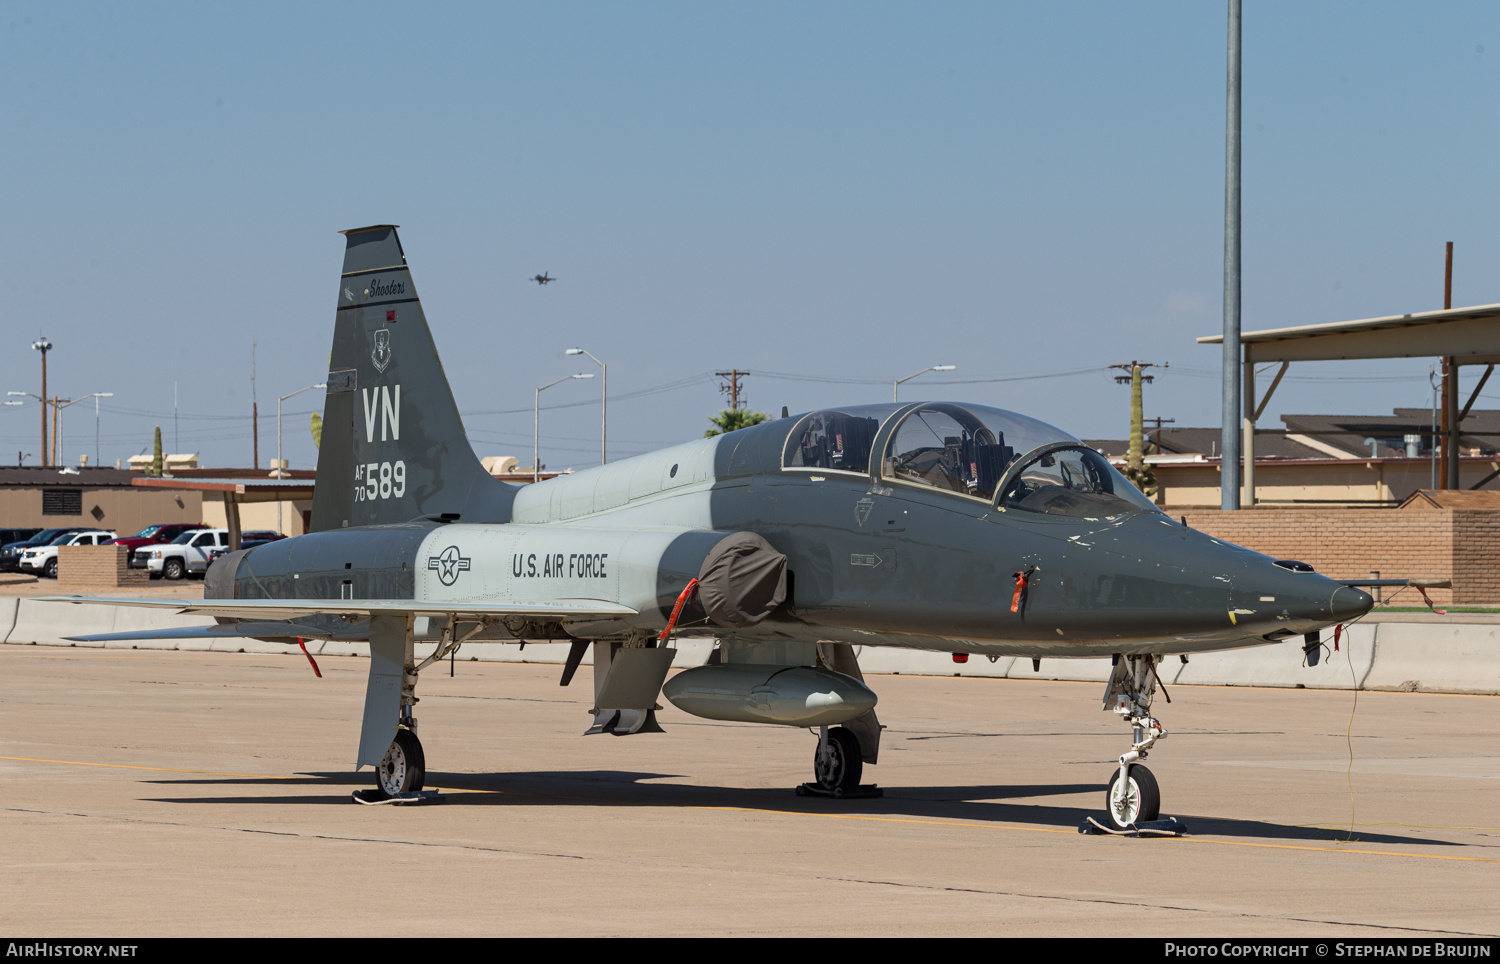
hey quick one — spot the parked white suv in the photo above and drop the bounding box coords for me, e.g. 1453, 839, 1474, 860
19, 530, 118, 579
135, 529, 230, 580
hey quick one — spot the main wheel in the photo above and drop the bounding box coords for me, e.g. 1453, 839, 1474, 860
812, 727, 863, 794
43, 558, 58, 579
375, 729, 426, 799
1105, 763, 1161, 829
163, 558, 184, 580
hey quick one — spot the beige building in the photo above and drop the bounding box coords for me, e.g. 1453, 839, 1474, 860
1138, 454, 1500, 508
0, 466, 203, 536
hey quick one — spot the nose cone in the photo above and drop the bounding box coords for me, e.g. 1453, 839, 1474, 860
1331, 585, 1375, 622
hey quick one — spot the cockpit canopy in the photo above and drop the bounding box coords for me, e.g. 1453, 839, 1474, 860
783, 402, 1159, 520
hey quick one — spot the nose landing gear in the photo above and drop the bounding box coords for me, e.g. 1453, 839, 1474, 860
1101, 654, 1168, 830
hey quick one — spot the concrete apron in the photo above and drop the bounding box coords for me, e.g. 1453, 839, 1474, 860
3, 597, 1497, 695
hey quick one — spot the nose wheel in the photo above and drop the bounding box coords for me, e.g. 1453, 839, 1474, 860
1105, 763, 1160, 829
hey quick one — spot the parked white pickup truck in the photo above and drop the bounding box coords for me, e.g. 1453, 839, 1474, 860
133, 528, 230, 580
19, 530, 117, 578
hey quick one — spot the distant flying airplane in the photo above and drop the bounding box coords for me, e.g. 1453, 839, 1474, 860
531, 272, 555, 285
55, 225, 1372, 830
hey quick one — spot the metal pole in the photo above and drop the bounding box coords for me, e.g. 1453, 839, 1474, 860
601, 362, 607, 465
1243, 360, 1255, 505
534, 387, 540, 484
277, 393, 283, 533
1221, 0, 1242, 510
40, 351, 47, 467
1431, 367, 1439, 489
1440, 242, 1452, 491
95, 395, 101, 468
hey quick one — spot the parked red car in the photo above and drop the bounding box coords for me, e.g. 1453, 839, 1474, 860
108, 523, 205, 567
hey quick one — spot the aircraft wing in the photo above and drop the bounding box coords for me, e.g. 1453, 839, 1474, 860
36, 595, 637, 622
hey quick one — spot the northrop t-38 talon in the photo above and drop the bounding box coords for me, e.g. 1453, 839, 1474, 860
57, 225, 1372, 828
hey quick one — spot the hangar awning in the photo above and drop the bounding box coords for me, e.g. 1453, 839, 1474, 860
1197, 303, 1500, 502
1196, 302, 1500, 364
132, 476, 316, 550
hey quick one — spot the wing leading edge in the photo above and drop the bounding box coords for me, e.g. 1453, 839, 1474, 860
36, 595, 636, 623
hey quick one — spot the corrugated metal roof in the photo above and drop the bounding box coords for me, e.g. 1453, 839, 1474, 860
1197, 302, 1500, 345
0, 466, 140, 487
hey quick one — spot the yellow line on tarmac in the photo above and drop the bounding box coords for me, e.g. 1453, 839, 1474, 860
0, 755, 299, 780
8, 755, 1498, 864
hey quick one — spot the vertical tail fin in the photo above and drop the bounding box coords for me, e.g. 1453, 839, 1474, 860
310, 225, 513, 531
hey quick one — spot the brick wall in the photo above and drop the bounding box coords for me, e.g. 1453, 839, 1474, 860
1177, 506, 1477, 604
57, 545, 148, 590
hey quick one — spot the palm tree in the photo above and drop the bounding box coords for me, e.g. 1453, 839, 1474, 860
704, 408, 770, 437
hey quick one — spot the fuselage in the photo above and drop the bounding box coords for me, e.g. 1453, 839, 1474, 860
228, 401, 1370, 657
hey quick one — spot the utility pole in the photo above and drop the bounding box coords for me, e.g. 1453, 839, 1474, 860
252, 342, 259, 470
32, 338, 51, 466
1439, 242, 1456, 489
1111, 362, 1164, 483
51, 395, 60, 467
1145, 416, 1176, 455
1221, 0, 1243, 510
715, 370, 749, 411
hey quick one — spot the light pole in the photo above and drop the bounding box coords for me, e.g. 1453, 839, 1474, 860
8, 391, 44, 465
53, 393, 114, 467
32, 339, 51, 466
278, 383, 327, 533
565, 347, 607, 464
893, 365, 956, 402
535, 373, 595, 483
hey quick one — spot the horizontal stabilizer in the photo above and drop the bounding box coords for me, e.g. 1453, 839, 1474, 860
65, 622, 335, 643
38, 595, 637, 622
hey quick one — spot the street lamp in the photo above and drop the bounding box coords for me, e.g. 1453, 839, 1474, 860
565, 347, 607, 464
535, 374, 595, 483
278, 383, 327, 532
32, 339, 51, 466
53, 392, 114, 468
893, 365, 956, 402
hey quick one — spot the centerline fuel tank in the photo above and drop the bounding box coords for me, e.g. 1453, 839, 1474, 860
662, 664, 876, 727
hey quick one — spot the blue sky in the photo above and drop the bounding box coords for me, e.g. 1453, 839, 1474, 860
2, 2, 1496, 471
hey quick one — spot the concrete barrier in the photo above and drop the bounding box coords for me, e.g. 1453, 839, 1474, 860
7, 598, 210, 647
860, 647, 1014, 678
1172, 623, 1377, 690
4, 600, 1497, 695
0, 597, 19, 643
1364, 621, 1500, 694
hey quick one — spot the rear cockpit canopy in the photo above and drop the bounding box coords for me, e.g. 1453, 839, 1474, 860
782, 402, 1159, 520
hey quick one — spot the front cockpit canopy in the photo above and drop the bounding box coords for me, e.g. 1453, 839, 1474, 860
998, 444, 1159, 518
783, 401, 1159, 519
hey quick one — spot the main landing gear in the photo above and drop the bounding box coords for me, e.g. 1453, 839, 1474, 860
377, 727, 426, 797
1101, 654, 1168, 830
796, 725, 881, 798
357, 616, 489, 805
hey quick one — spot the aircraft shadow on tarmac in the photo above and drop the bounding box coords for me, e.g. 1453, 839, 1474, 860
140, 769, 1465, 849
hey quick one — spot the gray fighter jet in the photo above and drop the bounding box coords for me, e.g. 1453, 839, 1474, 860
59, 225, 1372, 828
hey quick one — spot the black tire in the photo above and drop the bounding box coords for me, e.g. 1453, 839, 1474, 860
812, 726, 863, 793
374, 729, 426, 799
1105, 763, 1161, 829
43, 558, 57, 579
163, 558, 184, 581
